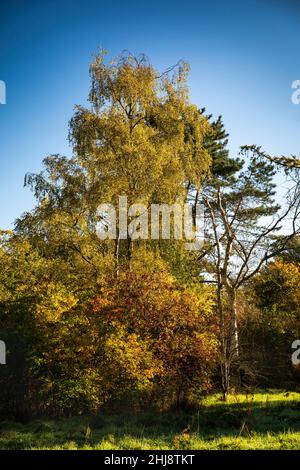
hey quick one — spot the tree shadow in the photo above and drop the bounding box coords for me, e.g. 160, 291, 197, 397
0, 392, 300, 448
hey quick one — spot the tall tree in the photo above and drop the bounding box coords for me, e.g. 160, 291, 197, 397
201, 110, 242, 181
18, 51, 211, 275
187, 112, 243, 226
199, 147, 300, 398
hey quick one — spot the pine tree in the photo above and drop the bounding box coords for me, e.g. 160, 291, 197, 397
199, 109, 243, 182
200, 146, 300, 398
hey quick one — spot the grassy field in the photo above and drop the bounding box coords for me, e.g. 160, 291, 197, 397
0, 390, 300, 450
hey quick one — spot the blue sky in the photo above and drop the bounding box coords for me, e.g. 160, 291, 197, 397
0, 0, 299, 228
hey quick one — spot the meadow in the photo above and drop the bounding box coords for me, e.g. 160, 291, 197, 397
1, 390, 299, 450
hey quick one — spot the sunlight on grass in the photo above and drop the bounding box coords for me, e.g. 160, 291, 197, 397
1, 390, 299, 450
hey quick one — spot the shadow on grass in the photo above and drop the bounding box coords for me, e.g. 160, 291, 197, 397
0, 391, 300, 449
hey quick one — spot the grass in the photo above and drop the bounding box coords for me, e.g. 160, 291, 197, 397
1, 390, 300, 449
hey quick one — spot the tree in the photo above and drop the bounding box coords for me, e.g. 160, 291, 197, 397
201, 111, 243, 181
240, 145, 300, 170
187, 112, 243, 226
279, 236, 300, 265
242, 260, 300, 387
199, 147, 300, 398
90, 269, 218, 408
18, 51, 211, 277
253, 259, 300, 336
0, 231, 103, 417
0, 51, 217, 416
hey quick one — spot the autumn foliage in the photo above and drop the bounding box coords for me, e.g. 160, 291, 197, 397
90, 271, 218, 408
0, 51, 299, 418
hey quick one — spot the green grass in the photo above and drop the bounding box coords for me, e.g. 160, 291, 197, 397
1, 390, 300, 449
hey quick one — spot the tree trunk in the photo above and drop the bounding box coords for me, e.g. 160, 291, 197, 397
229, 288, 239, 360
220, 286, 240, 397
115, 230, 120, 278
227, 288, 240, 390
217, 284, 230, 401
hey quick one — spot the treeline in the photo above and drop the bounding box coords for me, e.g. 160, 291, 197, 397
0, 52, 299, 419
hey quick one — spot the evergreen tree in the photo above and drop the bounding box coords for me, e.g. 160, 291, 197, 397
200, 146, 300, 398
199, 109, 243, 182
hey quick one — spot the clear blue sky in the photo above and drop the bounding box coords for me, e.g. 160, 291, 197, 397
0, 0, 299, 228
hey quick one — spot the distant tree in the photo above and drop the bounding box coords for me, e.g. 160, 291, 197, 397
254, 260, 300, 329
242, 260, 300, 387
280, 236, 300, 265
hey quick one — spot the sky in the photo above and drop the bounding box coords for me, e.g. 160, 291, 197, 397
0, 0, 300, 229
